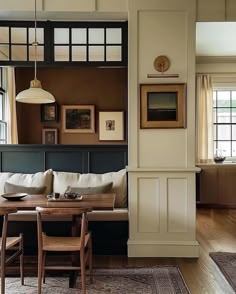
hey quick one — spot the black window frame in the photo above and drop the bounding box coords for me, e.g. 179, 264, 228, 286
0, 20, 49, 67
213, 89, 236, 158
0, 67, 7, 144
0, 20, 128, 67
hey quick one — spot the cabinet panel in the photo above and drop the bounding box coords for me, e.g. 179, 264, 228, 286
218, 168, 236, 204
199, 167, 218, 204
198, 165, 236, 207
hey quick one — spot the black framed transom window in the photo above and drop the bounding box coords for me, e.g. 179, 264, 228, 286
0, 21, 46, 65
213, 89, 236, 158
0, 21, 128, 67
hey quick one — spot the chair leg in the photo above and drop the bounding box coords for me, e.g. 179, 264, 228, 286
42, 251, 46, 284
19, 233, 24, 285
38, 250, 43, 294
88, 237, 93, 283
1, 250, 6, 294
80, 251, 86, 294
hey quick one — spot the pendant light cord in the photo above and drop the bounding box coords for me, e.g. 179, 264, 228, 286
34, 0, 38, 81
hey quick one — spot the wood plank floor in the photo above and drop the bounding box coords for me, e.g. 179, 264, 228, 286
8, 208, 236, 293
93, 208, 236, 294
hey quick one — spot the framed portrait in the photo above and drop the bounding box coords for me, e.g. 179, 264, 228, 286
41, 103, 59, 122
99, 111, 125, 141
140, 84, 186, 128
62, 105, 95, 133
42, 128, 58, 144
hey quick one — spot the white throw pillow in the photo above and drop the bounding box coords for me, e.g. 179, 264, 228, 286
53, 171, 81, 194
53, 168, 127, 208
0, 169, 53, 195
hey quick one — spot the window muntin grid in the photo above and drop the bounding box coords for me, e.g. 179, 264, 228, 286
213, 89, 236, 158
0, 24, 45, 63
53, 24, 125, 64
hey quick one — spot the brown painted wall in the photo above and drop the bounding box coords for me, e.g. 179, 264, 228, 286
15, 67, 127, 144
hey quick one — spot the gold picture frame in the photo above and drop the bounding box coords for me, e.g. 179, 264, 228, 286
62, 105, 95, 133
140, 83, 186, 128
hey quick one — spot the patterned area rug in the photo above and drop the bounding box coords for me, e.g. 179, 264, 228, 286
5, 266, 189, 294
210, 252, 236, 292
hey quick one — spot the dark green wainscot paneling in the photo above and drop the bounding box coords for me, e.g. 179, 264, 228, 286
0, 144, 128, 173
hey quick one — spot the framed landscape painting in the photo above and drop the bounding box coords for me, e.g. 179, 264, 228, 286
99, 111, 125, 141
140, 84, 186, 128
62, 105, 95, 133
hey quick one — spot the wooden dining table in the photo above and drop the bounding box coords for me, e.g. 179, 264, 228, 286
0, 193, 116, 211
0, 192, 115, 288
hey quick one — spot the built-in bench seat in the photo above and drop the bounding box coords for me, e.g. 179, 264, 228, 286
0, 168, 128, 255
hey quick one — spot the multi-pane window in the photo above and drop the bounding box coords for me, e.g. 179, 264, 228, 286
213, 89, 236, 158
0, 21, 128, 67
0, 22, 46, 64
53, 26, 123, 63
0, 67, 7, 144
52, 22, 127, 65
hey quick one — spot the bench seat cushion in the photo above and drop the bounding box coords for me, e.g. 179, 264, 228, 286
8, 209, 129, 222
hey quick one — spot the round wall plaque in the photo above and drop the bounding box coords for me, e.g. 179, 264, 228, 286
153, 55, 170, 72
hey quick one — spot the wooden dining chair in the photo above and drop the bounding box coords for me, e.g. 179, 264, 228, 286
0, 208, 24, 294
36, 207, 93, 294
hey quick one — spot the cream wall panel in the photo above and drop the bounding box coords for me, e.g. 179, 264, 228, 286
138, 178, 160, 233
44, 0, 95, 12
227, 0, 236, 20
128, 171, 199, 256
139, 130, 187, 168
138, 10, 187, 83
97, 0, 127, 12
167, 178, 188, 232
0, 0, 42, 11
129, 0, 193, 11
128, 9, 139, 168
197, 0, 225, 21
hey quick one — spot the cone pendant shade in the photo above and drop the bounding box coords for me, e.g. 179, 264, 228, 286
16, 79, 55, 104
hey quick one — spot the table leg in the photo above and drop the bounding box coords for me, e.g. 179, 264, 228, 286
69, 215, 80, 288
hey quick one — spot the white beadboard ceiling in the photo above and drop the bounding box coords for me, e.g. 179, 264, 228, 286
196, 22, 236, 57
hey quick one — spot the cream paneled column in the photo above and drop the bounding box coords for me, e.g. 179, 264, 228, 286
127, 0, 200, 257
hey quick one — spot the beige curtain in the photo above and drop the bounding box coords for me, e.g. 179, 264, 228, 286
196, 74, 213, 163
6, 67, 18, 144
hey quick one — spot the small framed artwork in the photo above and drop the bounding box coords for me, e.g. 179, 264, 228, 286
42, 128, 58, 144
41, 103, 59, 122
99, 111, 125, 141
140, 84, 186, 128
62, 105, 95, 133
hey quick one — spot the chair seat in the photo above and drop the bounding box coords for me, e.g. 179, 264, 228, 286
42, 233, 91, 251
0, 236, 22, 251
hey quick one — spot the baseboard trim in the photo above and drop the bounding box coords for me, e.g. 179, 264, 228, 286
197, 202, 236, 208
127, 240, 199, 257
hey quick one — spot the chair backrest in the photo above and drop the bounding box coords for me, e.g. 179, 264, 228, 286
36, 207, 92, 249
1, 208, 18, 251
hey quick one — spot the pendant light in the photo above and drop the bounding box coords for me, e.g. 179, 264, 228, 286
16, 0, 55, 104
